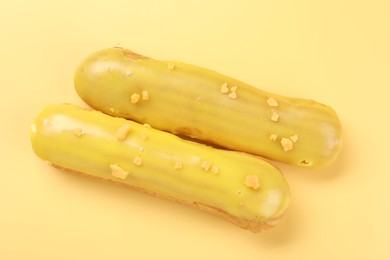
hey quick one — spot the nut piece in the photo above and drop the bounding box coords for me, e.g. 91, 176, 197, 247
133, 156, 143, 166
220, 83, 238, 98
73, 128, 84, 137
269, 133, 278, 141
266, 97, 278, 107
174, 161, 183, 170
211, 165, 219, 175
142, 90, 149, 100
167, 62, 175, 70
230, 86, 238, 92
220, 83, 229, 93
270, 112, 279, 122
131, 93, 141, 104
110, 164, 129, 180
201, 160, 212, 172
116, 124, 131, 141
244, 175, 260, 191
228, 91, 237, 99
141, 133, 148, 141
290, 134, 299, 142
281, 137, 293, 152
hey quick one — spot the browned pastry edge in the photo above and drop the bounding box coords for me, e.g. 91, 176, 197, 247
50, 163, 284, 233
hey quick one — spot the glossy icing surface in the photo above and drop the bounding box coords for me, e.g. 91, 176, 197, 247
31, 104, 291, 231
74, 47, 343, 168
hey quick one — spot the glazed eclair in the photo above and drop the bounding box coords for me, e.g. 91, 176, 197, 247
31, 104, 290, 232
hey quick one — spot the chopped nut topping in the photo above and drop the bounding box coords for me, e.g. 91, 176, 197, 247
139, 147, 145, 152
73, 128, 84, 137
110, 164, 129, 180
220, 83, 229, 93
221, 83, 238, 99
167, 62, 175, 70
133, 156, 142, 166
201, 161, 212, 172
130, 93, 141, 104
244, 175, 260, 190
116, 124, 131, 141
271, 111, 279, 121
290, 134, 299, 142
142, 90, 149, 100
266, 97, 278, 107
281, 137, 294, 151
228, 91, 237, 99
174, 161, 183, 170
141, 133, 148, 141
269, 133, 278, 141
211, 165, 219, 175
143, 123, 151, 128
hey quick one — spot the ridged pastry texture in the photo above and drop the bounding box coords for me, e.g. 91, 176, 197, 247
74, 47, 343, 168
30, 104, 291, 232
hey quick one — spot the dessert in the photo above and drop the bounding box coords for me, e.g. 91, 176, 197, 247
31, 104, 291, 232
74, 47, 343, 168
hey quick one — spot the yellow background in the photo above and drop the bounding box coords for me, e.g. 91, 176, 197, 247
1, 1, 388, 259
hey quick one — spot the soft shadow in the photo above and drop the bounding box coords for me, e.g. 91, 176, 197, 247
251, 199, 303, 246
244, 127, 351, 246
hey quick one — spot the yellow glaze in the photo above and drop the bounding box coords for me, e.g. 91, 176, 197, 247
31, 104, 290, 232
74, 47, 343, 168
